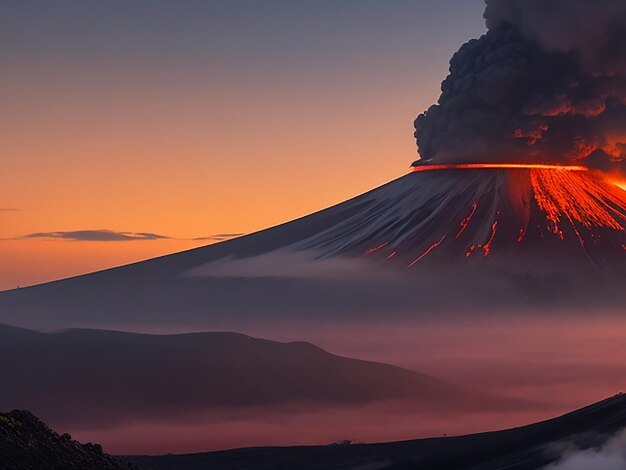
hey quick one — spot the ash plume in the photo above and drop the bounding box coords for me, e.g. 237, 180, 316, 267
414, 0, 626, 175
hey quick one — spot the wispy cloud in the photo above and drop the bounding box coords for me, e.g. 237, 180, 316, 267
20, 230, 172, 242
183, 250, 400, 281
12, 229, 245, 243
0, 208, 19, 212
192, 233, 245, 242
545, 429, 626, 469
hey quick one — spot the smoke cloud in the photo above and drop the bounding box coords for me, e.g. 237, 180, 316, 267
414, 0, 626, 175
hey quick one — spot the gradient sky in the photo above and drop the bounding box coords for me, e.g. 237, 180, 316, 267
0, 0, 489, 290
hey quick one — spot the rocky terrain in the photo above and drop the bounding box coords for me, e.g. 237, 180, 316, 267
0, 410, 138, 470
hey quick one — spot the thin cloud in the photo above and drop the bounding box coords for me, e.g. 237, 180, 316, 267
545, 429, 626, 469
192, 233, 245, 242
183, 250, 402, 281
0, 208, 19, 212
20, 230, 172, 242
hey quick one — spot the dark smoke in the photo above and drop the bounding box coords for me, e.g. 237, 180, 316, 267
414, 0, 626, 175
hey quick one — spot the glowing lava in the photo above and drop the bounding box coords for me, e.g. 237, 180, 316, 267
530, 169, 626, 233
412, 163, 588, 173
612, 180, 626, 192
456, 202, 478, 239
363, 242, 389, 256
407, 235, 446, 268
482, 219, 499, 257
349, 163, 625, 268
466, 217, 499, 258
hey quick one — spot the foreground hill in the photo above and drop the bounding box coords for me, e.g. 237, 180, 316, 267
1, 168, 625, 331
0, 323, 507, 429
130, 393, 626, 470
0, 410, 137, 470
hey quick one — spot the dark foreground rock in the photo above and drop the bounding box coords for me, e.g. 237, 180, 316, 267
130, 393, 626, 470
0, 410, 138, 470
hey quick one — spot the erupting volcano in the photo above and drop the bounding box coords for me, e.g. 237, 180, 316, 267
2, 0, 626, 330
289, 164, 626, 274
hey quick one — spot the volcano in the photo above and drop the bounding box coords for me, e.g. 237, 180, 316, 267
1, 166, 625, 330
293, 164, 626, 270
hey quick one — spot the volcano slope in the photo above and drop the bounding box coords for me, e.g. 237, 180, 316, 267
0, 166, 625, 330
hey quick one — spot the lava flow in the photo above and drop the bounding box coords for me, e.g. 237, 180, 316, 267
530, 168, 626, 233
363, 242, 389, 256
456, 202, 478, 239
407, 235, 446, 268
293, 163, 626, 271
412, 163, 588, 173
466, 216, 499, 258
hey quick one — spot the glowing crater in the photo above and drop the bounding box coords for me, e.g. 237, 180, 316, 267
412, 163, 589, 173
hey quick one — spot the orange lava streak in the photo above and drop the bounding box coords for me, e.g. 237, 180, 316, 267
407, 235, 446, 268
412, 163, 588, 173
482, 220, 498, 257
530, 169, 626, 233
467, 216, 499, 258
386, 251, 397, 260
363, 241, 389, 256
456, 202, 478, 239
517, 228, 527, 243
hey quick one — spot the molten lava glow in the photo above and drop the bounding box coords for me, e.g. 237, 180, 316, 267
407, 235, 446, 268
467, 218, 499, 258
412, 163, 588, 173
613, 180, 626, 192
361, 165, 625, 266
456, 202, 478, 239
530, 169, 626, 234
363, 242, 389, 256
482, 219, 498, 257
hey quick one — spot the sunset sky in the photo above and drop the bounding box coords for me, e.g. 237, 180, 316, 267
2, 0, 488, 290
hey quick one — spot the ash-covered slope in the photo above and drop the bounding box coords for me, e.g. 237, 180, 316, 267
0, 167, 624, 330
130, 393, 626, 470
0, 324, 507, 429
0, 409, 137, 470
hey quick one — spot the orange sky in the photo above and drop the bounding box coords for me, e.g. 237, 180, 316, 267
0, 81, 435, 290
0, 1, 488, 290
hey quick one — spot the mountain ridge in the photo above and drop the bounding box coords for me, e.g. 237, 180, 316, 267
129, 393, 626, 470
0, 324, 517, 429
